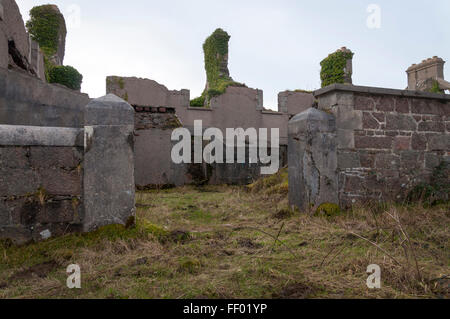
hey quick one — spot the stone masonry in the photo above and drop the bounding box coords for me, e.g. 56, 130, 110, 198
289, 84, 450, 210
0, 0, 46, 81
107, 76, 314, 186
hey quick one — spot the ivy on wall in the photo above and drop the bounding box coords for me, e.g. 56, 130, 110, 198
190, 28, 245, 107
430, 80, 444, 94
26, 5, 82, 91
48, 65, 83, 91
26, 5, 66, 57
320, 50, 354, 88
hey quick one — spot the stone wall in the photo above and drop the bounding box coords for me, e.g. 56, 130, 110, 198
0, 67, 136, 244
289, 84, 450, 210
107, 76, 311, 185
0, 0, 46, 81
0, 68, 90, 128
0, 126, 84, 244
106, 76, 314, 147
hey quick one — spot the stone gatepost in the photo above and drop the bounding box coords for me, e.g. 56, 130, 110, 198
288, 108, 338, 212
83, 94, 136, 232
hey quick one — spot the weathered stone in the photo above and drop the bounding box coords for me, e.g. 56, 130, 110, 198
0, 68, 90, 128
400, 151, 423, 169
83, 95, 136, 232
0, 201, 9, 225
412, 133, 427, 150
0, 125, 84, 147
35, 199, 77, 224
411, 99, 446, 116
376, 96, 395, 112
394, 136, 411, 151
338, 152, 360, 169
289, 108, 338, 211
372, 112, 385, 123
363, 112, 379, 129
418, 121, 445, 132
428, 135, 450, 151
0, 146, 29, 168
395, 98, 410, 113
386, 114, 416, 131
30, 147, 82, 168
354, 94, 375, 111
355, 136, 392, 149
0, 0, 30, 72
38, 168, 82, 196
425, 153, 442, 169
0, 168, 40, 196
375, 154, 400, 170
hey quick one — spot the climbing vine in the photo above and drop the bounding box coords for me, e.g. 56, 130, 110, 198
26, 5, 66, 56
320, 50, 354, 87
26, 5, 83, 90
190, 28, 245, 107
430, 80, 443, 94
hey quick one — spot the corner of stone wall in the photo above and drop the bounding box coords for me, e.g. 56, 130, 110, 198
288, 108, 338, 212
83, 94, 136, 232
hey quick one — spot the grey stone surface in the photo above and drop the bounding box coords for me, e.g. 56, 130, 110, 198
288, 108, 338, 211
314, 84, 450, 101
0, 68, 90, 127
0, 125, 84, 146
85, 94, 135, 126
83, 95, 136, 232
0, 0, 30, 71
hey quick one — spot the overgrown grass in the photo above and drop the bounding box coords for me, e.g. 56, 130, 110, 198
0, 185, 448, 299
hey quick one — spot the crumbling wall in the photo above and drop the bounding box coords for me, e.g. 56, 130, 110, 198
0, 0, 45, 80
107, 76, 310, 185
0, 66, 136, 244
0, 67, 90, 128
0, 126, 84, 244
133, 106, 190, 188
289, 84, 449, 210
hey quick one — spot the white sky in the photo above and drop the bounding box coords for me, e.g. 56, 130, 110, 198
17, 0, 450, 110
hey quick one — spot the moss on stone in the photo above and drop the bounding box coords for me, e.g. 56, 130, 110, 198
430, 80, 444, 94
316, 203, 341, 217
201, 28, 245, 104
27, 5, 83, 90
320, 50, 354, 87
26, 5, 66, 57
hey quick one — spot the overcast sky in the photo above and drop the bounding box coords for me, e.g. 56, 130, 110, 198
17, 0, 450, 109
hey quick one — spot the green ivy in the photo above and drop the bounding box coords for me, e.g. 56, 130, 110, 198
191, 28, 245, 107
190, 95, 206, 107
320, 50, 354, 87
26, 5, 83, 90
430, 80, 443, 94
48, 65, 83, 90
26, 5, 66, 57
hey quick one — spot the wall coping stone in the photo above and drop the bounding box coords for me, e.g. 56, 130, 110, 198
85, 94, 135, 126
0, 125, 83, 146
314, 84, 450, 101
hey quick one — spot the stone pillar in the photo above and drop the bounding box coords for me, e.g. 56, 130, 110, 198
83, 94, 136, 232
406, 56, 445, 91
288, 108, 338, 212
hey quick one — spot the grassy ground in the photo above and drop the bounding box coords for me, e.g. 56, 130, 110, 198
0, 181, 448, 299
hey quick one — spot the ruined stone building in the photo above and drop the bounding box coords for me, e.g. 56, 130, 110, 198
0, 1, 135, 244
0, 0, 448, 244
